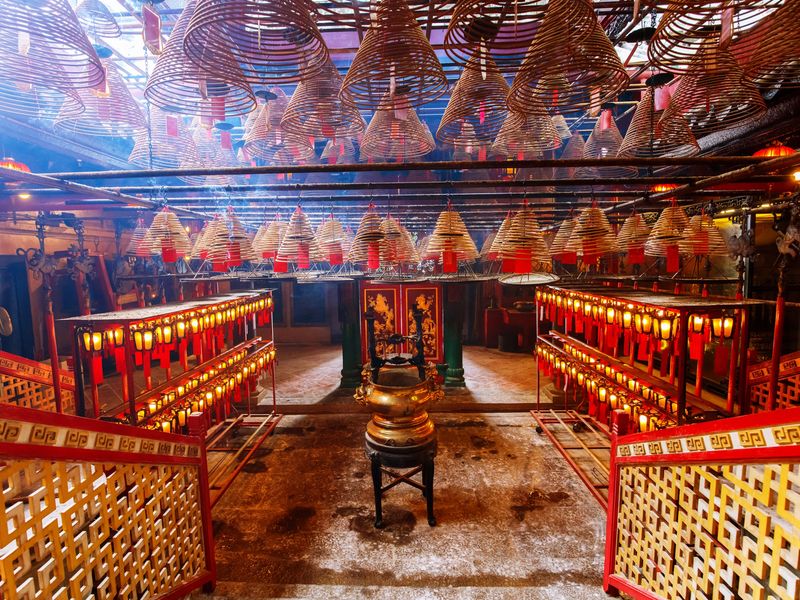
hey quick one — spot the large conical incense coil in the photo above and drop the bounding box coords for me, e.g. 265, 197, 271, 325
647, 0, 782, 76
444, 0, 545, 71
183, 0, 329, 84
253, 216, 287, 260
437, 55, 509, 146
380, 216, 419, 264
565, 206, 619, 260
576, 110, 637, 179
0, 0, 104, 91
500, 206, 552, 273
204, 215, 235, 271
342, 225, 355, 261
191, 219, 216, 260
348, 206, 385, 268
145, 0, 255, 119
317, 214, 347, 264
554, 132, 585, 180
551, 111, 572, 140
616, 213, 651, 253
125, 219, 152, 257
662, 40, 766, 137
491, 108, 560, 159
129, 106, 197, 170
548, 217, 578, 262
55, 60, 145, 137
224, 209, 258, 266
281, 59, 365, 140
341, 0, 447, 110
182, 125, 238, 186
146, 208, 192, 263
487, 211, 514, 259
679, 214, 729, 257
276, 206, 323, 269
426, 207, 478, 273
507, 0, 628, 115
645, 205, 690, 257
416, 234, 431, 260
321, 138, 357, 164
0, 79, 83, 120
618, 87, 699, 158
480, 231, 497, 258
75, 0, 121, 38
244, 90, 290, 158
361, 98, 435, 161
744, 0, 800, 90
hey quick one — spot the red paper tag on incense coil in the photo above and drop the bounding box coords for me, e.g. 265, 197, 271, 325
329, 252, 343, 265
559, 251, 577, 265
442, 250, 458, 273
161, 240, 177, 263
627, 246, 645, 265
262, 251, 275, 259
297, 243, 310, 269
501, 258, 515, 273
273, 260, 288, 273
212, 261, 227, 272
514, 249, 531, 273
227, 243, 242, 267
666, 245, 680, 273
367, 243, 380, 270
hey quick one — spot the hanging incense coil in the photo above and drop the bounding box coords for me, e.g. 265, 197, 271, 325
645, 205, 690, 257
515, 163, 555, 197
55, 60, 145, 136
662, 41, 766, 137
317, 214, 347, 263
321, 138, 357, 164
679, 214, 729, 256
348, 207, 385, 265
551, 112, 572, 140
491, 109, 560, 159
743, 0, 800, 90
0, 0, 104, 90
618, 87, 699, 158
617, 213, 651, 253
75, 0, 121, 38
129, 106, 198, 170
444, 0, 545, 71
487, 212, 514, 259
244, 91, 316, 164
565, 206, 619, 259
145, 0, 255, 119
253, 216, 288, 260
425, 207, 479, 262
224, 210, 258, 265
480, 231, 497, 258
342, 225, 355, 261
437, 55, 510, 146
340, 0, 448, 110
500, 206, 552, 272
146, 208, 192, 261
125, 219, 152, 257
276, 206, 323, 267
507, 0, 628, 115
281, 59, 365, 140
576, 110, 637, 179
183, 0, 329, 84
361, 99, 435, 161
380, 216, 419, 264
548, 217, 578, 261
647, 1, 782, 75
416, 234, 431, 261
554, 132, 585, 180
0, 79, 83, 120
204, 215, 235, 270
191, 219, 215, 260
179, 125, 239, 187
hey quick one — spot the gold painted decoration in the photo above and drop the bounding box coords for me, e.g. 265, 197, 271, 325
499, 205, 552, 272
565, 206, 619, 260
275, 206, 323, 268
679, 214, 729, 256
361, 96, 435, 161
341, 0, 448, 110
618, 87, 699, 158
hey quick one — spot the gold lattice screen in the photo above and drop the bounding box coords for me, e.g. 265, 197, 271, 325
748, 351, 800, 412
605, 409, 800, 600
0, 351, 75, 413
0, 404, 214, 600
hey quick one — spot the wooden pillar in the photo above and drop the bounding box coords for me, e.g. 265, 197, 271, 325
444, 284, 466, 387
339, 280, 363, 388
675, 312, 689, 425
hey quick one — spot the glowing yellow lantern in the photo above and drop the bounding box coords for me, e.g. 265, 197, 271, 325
711, 316, 735, 339
82, 331, 104, 352
634, 312, 653, 334
133, 328, 154, 351
105, 328, 124, 347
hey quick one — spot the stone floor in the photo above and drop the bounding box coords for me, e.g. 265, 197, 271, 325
196, 412, 608, 600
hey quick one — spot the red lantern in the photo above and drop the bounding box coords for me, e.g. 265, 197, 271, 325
0, 157, 31, 187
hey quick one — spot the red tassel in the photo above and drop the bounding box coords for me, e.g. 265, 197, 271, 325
297, 243, 310, 269
179, 340, 188, 371
274, 260, 288, 273
92, 354, 104, 384
637, 334, 649, 361
666, 245, 680, 273
714, 344, 730, 376
115, 347, 125, 373
160, 347, 170, 370
143, 354, 151, 384
442, 250, 458, 273
165, 115, 178, 137
574, 313, 584, 333
689, 332, 704, 361
367, 242, 380, 270
135, 351, 142, 367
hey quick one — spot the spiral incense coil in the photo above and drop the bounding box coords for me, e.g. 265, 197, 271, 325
618, 87, 699, 158
480, 231, 497, 258
662, 41, 766, 137
224, 210, 258, 263
647, 0, 782, 75
125, 219, 152, 257
191, 220, 214, 260
443, 0, 546, 71
743, 0, 800, 89
551, 112, 572, 140
0, 0, 104, 90
679, 214, 729, 256
380, 216, 419, 264
183, 0, 329, 84
500, 206, 552, 271
616, 213, 651, 254
75, 0, 121, 38
317, 214, 346, 261
276, 206, 323, 265
55, 60, 145, 137
437, 55, 509, 146
548, 217, 578, 258
342, 225, 355, 261
253, 217, 288, 259
554, 132, 585, 181
565, 206, 619, 258
0, 79, 83, 120
321, 138, 357, 163
204, 215, 235, 269
281, 59, 365, 140
361, 98, 436, 161
426, 207, 479, 261
576, 110, 637, 179
146, 209, 192, 260
491, 109, 560, 159
130, 107, 198, 170
416, 234, 431, 260
244, 91, 316, 164
488, 212, 514, 259
180, 125, 238, 187
507, 0, 628, 115
645, 205, 690, 257
145, 0, 255, 119
348, 207, 385, 264
340, 0, 448, 110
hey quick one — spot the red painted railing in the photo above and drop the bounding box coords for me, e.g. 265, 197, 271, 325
748, 350, 800, 412
0, 403, 215, 600
604, 406, 800, 599
0, 349, 75, 413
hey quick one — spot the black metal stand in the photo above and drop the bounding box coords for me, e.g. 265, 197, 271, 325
365, 436, 437, 528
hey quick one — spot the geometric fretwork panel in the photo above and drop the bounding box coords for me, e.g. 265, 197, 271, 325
614, 462, 800, 600
751, 374, 800, 413
0, 460, 206, 600
0, 372, 75, 413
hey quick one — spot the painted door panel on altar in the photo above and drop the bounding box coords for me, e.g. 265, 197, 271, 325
360, 282, 443, 364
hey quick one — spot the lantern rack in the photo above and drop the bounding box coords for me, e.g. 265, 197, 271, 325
536, 286, 768, 425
